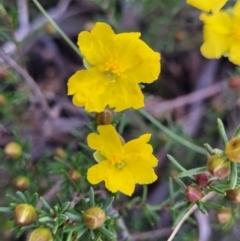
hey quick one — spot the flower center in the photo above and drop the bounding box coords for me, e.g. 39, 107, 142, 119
104, 59, 121, 77
110, 153, 125, 169
232, 26, 240, 41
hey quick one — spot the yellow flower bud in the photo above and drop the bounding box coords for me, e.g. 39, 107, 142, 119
207, 155, 230, 179
185, 185, 202, 203
4, 142, 22, 159
0, 95, 6, 106
54, 148, 67, 160
95, 108, 113, 125
12, 176, 30, 191
14, 204, 37, 226
28, 227, 53, 241
68, 170, 81, 182
216, 208, 233, 224
43, 23, 56, 35
225, 137, 240, 162
83, 207, 106, 230
226, 188, 240, 204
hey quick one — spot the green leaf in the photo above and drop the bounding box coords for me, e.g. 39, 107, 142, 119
167, 154, 187, 172
234, 125, 240, 137
208, 185, 226, 195
64, 223, 85, 233
217, 118, 228, 146
202, 201, 224, 210
178, 166, 207, 178
39, 216, 53, 222
196, 201, 208, 215
6, 194, 21, 204
77, 226, 87, 238
102, 197, 114, 211
204, 143, 213, 155
40, 197, 52, 212
173, 203, 194, 228
30, 193, 39, 207
65, 212, 81, 221
89, 187, 95, 207
89, 229, 95, 239
57, 214, 69, 221
174, 177, 187, 189
230, 162, 238, 189
66, 230, 74, 241
100, 226, 117, 239
16, 191, 28, 203
169, 177, 174, 204
0, 206, 12, 212
60, 202, 70, 214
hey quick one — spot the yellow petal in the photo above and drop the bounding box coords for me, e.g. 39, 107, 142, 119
210, 0, 228, 13
123, 134, 153, 154
187, 0, 227, 13
200, 26, 230, 58
68, 68, 112, 112
95, 125, 124, 159
117, 34, 160, 83
109, 75, 144, 111
87, 133, 102, 150
200, 12, 232, 35
125, 153, 158, 184
87, 161, 110, 184
78, 22, 115, 67
233, 1, 240, 18
229, 42, 240, 65
105, 167, 135, 196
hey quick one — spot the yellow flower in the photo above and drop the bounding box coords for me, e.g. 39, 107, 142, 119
186, 0, 228, 13
200, 1, 240, 65
87, 125, 158, 196
68, 22, 160, 113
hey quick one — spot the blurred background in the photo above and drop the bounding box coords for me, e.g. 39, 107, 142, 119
0, 0, 240, 240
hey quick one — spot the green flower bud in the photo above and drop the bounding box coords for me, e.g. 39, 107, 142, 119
207, 154, 230, 179
54, 147, 67, 160
14, 204, 37, 226
95, 108, 113, 125
69, 170, 81, 182
195, 173, 210, 187
216, 208, 233, 224
4, 142, 22, 159
225, 137, 240, 162
12, 176, 30, 191
0, 95, 6, 106
226, 188, 240, 204
28, 227, 53, 241
83, 207, 106, 230
185, 185, 202, 203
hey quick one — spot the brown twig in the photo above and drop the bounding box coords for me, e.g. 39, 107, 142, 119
167, 192, 215, 241
0, 49, 49, 112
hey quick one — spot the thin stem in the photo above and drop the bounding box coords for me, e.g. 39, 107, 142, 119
167, 192, 215, 241
31, 0, 82, 58
138, 109, 207, 155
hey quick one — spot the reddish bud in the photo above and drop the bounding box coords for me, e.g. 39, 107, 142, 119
68, 170, 81, 182
216, 208, 233, 224
95, 108, 113, 125
228, 76, 240, 90
226, 188, 240, 204
0, 95, 6, 106
195, 173, 210, 187
185, 185, 202, 202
